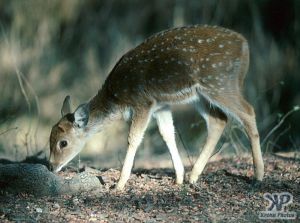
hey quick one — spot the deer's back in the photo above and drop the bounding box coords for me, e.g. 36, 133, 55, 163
102, 25, 249, 106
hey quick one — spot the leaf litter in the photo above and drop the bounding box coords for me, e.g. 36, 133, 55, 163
0, 155, 299, 222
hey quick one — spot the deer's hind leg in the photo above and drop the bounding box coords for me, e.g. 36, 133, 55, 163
189, 99, 227, 184
202, 94, 264, 182
235, 97, 264, 181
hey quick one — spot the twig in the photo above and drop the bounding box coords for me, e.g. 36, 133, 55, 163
2, 25, 40, 154
265, 125, 290, 154
231, 126, 248, 152
266, 141, 284, 151
261, 106, 300, 147
210, 139, 226, 158
15, 68, 32, 114
19, 70, 41, 152
0, 127, 18, 136
229, 130, 241, 156
273, 125, 290, 145
174, 124, 194, 167
288, 135, 299, 152
226, 123, 249, 155
1, 26, 33, 155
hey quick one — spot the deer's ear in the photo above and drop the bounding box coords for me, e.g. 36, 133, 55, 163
73, 103, 89, 128
61, 95, 72, 117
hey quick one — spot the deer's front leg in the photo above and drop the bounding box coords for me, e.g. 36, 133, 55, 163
116, 107, 152, 190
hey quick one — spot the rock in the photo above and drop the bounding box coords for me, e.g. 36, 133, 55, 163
0, 163, 102, 196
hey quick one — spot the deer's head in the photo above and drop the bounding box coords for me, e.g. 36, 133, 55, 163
49, 96, 90, 172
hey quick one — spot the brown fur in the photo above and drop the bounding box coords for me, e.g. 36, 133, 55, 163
49, 25, 264, 190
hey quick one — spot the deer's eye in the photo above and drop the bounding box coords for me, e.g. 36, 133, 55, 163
59, 140, 68, 149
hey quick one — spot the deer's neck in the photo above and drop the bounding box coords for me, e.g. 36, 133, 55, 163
86, 89, 119, 134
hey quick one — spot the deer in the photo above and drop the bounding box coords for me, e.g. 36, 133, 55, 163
49, 25, 264, 190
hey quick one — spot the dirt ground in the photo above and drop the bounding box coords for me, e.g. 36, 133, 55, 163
0, 155, 299, 222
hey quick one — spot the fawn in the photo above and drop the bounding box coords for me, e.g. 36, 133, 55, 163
49, 25, 264, 190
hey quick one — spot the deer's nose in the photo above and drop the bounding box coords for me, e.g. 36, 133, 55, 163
48, 161, 63, 173
48, 158, 58, 172
48, 162, 54, 171
49, 155, 56, 171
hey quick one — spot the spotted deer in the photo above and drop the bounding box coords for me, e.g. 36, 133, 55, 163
49, 25, 264, 190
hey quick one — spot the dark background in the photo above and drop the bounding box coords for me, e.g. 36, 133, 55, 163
0, 0, 299, 165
